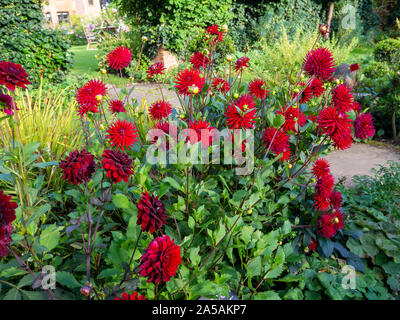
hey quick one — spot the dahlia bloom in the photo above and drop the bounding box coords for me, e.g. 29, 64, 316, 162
174, 69, 205, 96
139, 235, 181, 284
211, 78, 230, 94
308, 238, 318, 252
189, 52, 210, 69
0, 94, 18, 115
317, 213, 337, 238
234, 57, 250, 73
137, 191, 168, 234
332, 131, 353, 150
263, 127, 290, 158
312, 158, 330, 179
0, 190, 17, 227
109, 100, 126, 114
352, 101, 362, 113
185, 119, 217, 148
248, 78, 269, 100
114, 292, 145, 300
309, 78, 324, 98
102, 149, 134, 184
319, 24, 329, 37
146, 62, 166, 78
317, 105, 353, 138
0, 61, 31, 91
0, 224, 13, 257
331, 84, 354, 114
149, 100, 172, 120
354, 113, 375, 140
76, 79, 107, 117
329, 190, 343, 210
277, 106, 307, 132
225, 94, 257, 129
303, 48, 335, 81
350, 63, 360, 72
106, 120, 138, 151
205, 25, 224, 43
292, 82, 313, 104
106, 47, 132, 70
315, 173, 335, 198
59, 149, 96, 185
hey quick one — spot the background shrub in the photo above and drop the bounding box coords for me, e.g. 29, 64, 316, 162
374, 38, 400, 65
0, 0, 72, 84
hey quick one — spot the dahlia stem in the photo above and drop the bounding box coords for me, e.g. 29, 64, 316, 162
119, 229, 142, 287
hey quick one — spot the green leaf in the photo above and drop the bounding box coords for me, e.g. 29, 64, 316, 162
56, 271, 81, 289
3, 288, 21, 300
162, 177, 181, 191
17, 274, 35, 288
188, 216, 195, 230
39, 224, 62, 251
273, 114, 285, 128
254, 291, 281, 300
112, 193, 130, 210
247, 256, 262, 278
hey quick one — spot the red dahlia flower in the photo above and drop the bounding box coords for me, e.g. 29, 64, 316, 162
317, 105, 353, 138
354, 113, 375, 140
106, 119, 138, 151
59, 149, 96, 185
109, 100, 126, 114
189, 52, 210, 69
248, 78, 269, 99
102, 149, 134, 183
329, 190, 343, 210
0, 61, 31, 91
211, 78, 231, 94
149, 100, 172, 120
225, 94, 257, 129
0, 190, 17, 227
263, 127, 290, 158
315, 173, 335, 197
234, 57, 250, 73
308, 238, 318, 252
303, 48, 336, 81
350, 63, 360, 72
0, 94, 18, 115
106, 46, 132, 70
137, 191, 168, 234
148, 121, 177, 151
352, 101, 362, 113
76, 79, 107, 116
331, 131, 353, 150
0, 224, 13, 257
277, 106, 307, 132
319, 24, 329, 37
174, 68, 205, 96
314, 192, 331, 212
309, 78, 325, 98
147, 62, 166, 78
205, 25, 224, 43
185, 119, 217, 148
312, 158, 330, 179
114, 292, 145, 300
317, 213, 338, 238
292, 82, 313, 104
331, 84, 354, 114
139, 235, 181, 284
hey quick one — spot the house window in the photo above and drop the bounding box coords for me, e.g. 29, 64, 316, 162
57, 12, 70, 24
88, 0, 94, 5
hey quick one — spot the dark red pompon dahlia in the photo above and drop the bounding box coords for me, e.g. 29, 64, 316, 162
139, 235, 182, 284
107, 47, 132, 70
114, 292, 145, 300
0, 61, 31, 91
149, 100, 172, 120
354, 113, 375, 140
0, 190, 17, 227
225, 94, 257, 129
303, 48, 335, 81
146, 62, 166, 79
248, 78, 269, 100
350, 63, 360, 72
59, 149, 96, 185
174, 68, 205, 96
0, 224, 13, 257
106, 119, 138, 151
109, 100, 126, 114
189, 52, 210, 69
137, 191, 168, 234
331, 84, 354, 114
102, 149, 134, 183
0, 94, 18, 115
234, 57, 250, 73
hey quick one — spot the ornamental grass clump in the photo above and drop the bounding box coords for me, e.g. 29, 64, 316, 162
0, 24, 378, 300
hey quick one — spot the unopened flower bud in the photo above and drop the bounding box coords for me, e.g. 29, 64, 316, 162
208, 90, 214, 96
233, 92, 239, 99
141, 36, 148, 42
94, 55, 98, 59
80, 285, 91, 297
95, 95, 103, 101
288, 164, 292, 169
294, 88, 300, 93
272, 90, 276, 96
203, 48, 210, 55
222, 24, 228, 33
226, 55, 233, 62
304, 247, 309, 253
279, 241, 283, 245
101, 69, 107, 74
333, 217, 339, 224
99, 124, 105, 130
248, 208, 253, 214
189, 85, 199, 94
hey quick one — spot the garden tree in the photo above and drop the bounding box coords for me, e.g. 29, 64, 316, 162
0, 0, 72, 84
115, 0, 233, 57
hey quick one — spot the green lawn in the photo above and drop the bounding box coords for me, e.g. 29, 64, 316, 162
69, 45, 124, 86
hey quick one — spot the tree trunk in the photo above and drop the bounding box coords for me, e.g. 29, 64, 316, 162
325, 2, 335, 38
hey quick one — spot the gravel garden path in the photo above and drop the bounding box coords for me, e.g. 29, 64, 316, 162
112, 84, 400, 187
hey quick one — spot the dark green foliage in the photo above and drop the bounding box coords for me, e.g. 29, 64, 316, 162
363, 61, 388, 79
0, 0, 72, 84
374, 38, 400, 65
